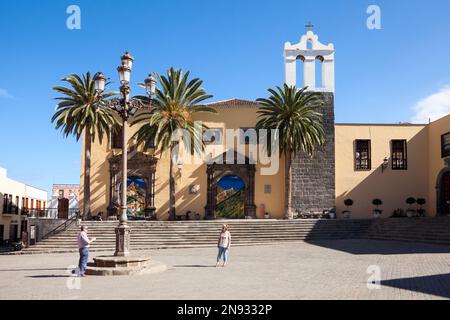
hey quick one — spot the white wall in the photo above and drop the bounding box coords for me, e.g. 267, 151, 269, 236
0, 167, 48, 241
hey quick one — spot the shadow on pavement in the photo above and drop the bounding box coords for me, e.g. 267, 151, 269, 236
172, 265, 216, 268
306, 239, 450, 255
381, 273, 450, 299
26, 275, 72, 278
0, 268, 69, 272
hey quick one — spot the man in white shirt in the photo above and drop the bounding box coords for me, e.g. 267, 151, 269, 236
76, 226, 96, 277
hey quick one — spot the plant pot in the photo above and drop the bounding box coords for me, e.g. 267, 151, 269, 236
373, 211, 382, 218
406, 210, 415, 218
329, 212, 336, 219
264, 214, 270, 219
342, 211, 351, 219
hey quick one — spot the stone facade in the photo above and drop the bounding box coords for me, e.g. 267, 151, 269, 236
291, 92, 335, 214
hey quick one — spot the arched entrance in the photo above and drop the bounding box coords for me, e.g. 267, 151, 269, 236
215, 175, 246, 219
437, 169, 450, 216
108, 152, 157, 219
205, 152, 256, 219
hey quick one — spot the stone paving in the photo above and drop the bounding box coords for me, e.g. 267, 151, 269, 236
1, 239, 450, 300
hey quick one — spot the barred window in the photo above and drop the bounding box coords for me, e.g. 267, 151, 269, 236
391, 140, 408, 170
355, 140, 371, 171
442, 132, 450, 158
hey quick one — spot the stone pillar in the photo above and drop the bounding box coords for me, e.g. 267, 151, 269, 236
245, 166, 257, 218
284, 57, 297, 87
144, 170, 156, 219
303, 57, 316, 90
205, 165, 217, 220
114, 225, 131, 257
322, 59, 335, 92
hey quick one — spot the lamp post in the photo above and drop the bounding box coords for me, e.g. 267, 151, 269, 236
94, 52, 156, 257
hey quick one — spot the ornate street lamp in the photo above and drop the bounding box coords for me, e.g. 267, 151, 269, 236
94, 52, 156, 257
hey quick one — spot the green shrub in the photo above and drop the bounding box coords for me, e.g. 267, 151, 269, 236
344, 199, 354, 207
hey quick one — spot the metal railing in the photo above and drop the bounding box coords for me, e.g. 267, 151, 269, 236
25, 208, 79, 219
41, 211, 80, 240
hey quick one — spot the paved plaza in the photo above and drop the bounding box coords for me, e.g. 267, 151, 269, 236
1, 239, 450, 300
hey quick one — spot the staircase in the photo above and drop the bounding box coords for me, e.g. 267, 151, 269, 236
17, 219, 372, 254
11, 218, 450, 255
367, 217, 450, 245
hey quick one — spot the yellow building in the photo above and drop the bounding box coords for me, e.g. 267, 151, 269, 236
79, 29, 450, 221
336, 117, 450, 218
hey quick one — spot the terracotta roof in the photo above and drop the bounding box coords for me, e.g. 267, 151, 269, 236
205, 98, 259, 107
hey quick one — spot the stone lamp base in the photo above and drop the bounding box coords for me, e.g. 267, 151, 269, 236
86, 256, 166, 276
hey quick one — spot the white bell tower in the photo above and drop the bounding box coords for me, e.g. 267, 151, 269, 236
284, 23, 335, 92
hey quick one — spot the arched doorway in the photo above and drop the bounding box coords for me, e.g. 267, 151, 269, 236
215, 175, 246, 219
108, 152, 157, 219
205, 151, 256, 219
438, 170, 450, 216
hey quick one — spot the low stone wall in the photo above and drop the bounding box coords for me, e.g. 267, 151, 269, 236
26, 218, 67, 244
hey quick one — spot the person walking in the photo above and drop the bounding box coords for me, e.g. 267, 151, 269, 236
216, 224, 231, 267
76, 226, 96, 277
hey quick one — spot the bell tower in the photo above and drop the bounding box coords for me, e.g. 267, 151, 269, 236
286, 24, 336, 217
284, 23, 335, 92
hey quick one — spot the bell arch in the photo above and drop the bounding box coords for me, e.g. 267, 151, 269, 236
284, 26, 335, 92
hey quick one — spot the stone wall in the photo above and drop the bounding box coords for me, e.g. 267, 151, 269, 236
291, 92, 335, 214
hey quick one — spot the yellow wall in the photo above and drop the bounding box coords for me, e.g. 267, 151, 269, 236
335, 124, 429, 218
428, 114, 450, 214
80, 105, 286, 220
80, 104, 450, 221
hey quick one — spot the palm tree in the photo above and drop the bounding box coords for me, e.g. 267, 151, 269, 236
132, 68, 216, 220
256, 85, 325, 219
51, 72, 119, 218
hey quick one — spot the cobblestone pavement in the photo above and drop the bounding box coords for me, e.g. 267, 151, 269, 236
1, 239, 450, 300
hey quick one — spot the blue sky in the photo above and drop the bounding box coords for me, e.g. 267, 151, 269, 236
1, 0, 450, 194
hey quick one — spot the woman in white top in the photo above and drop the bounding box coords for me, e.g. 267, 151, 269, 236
216, 224, 231, 267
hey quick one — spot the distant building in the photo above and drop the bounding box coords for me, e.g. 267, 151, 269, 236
0, 167, 47, 242
47, 184, 79, 219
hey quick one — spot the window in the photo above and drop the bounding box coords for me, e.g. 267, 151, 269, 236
203, 128, 223, 145
355, 140, 371, 171
264, 185, 272, 194
391, 140, 408, 170
442, 132, 450, 158
30, 199, 34, 209
111, 127, 123, 149
8, 195, 12, 213
15, 196, 19, 214
2, 194, 8, 213
240, 128, 256, 145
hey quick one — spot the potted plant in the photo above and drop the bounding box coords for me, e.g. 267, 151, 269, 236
416, 198, 426, 217
342, 199, 353, 219
328, 207, 337, 219
372, 199, 383, 218
265, 212, 270, 219
406, 197, 416, 217
391, 208, 406, 218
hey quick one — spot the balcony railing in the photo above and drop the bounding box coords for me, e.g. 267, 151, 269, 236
24, 208, 79, 219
